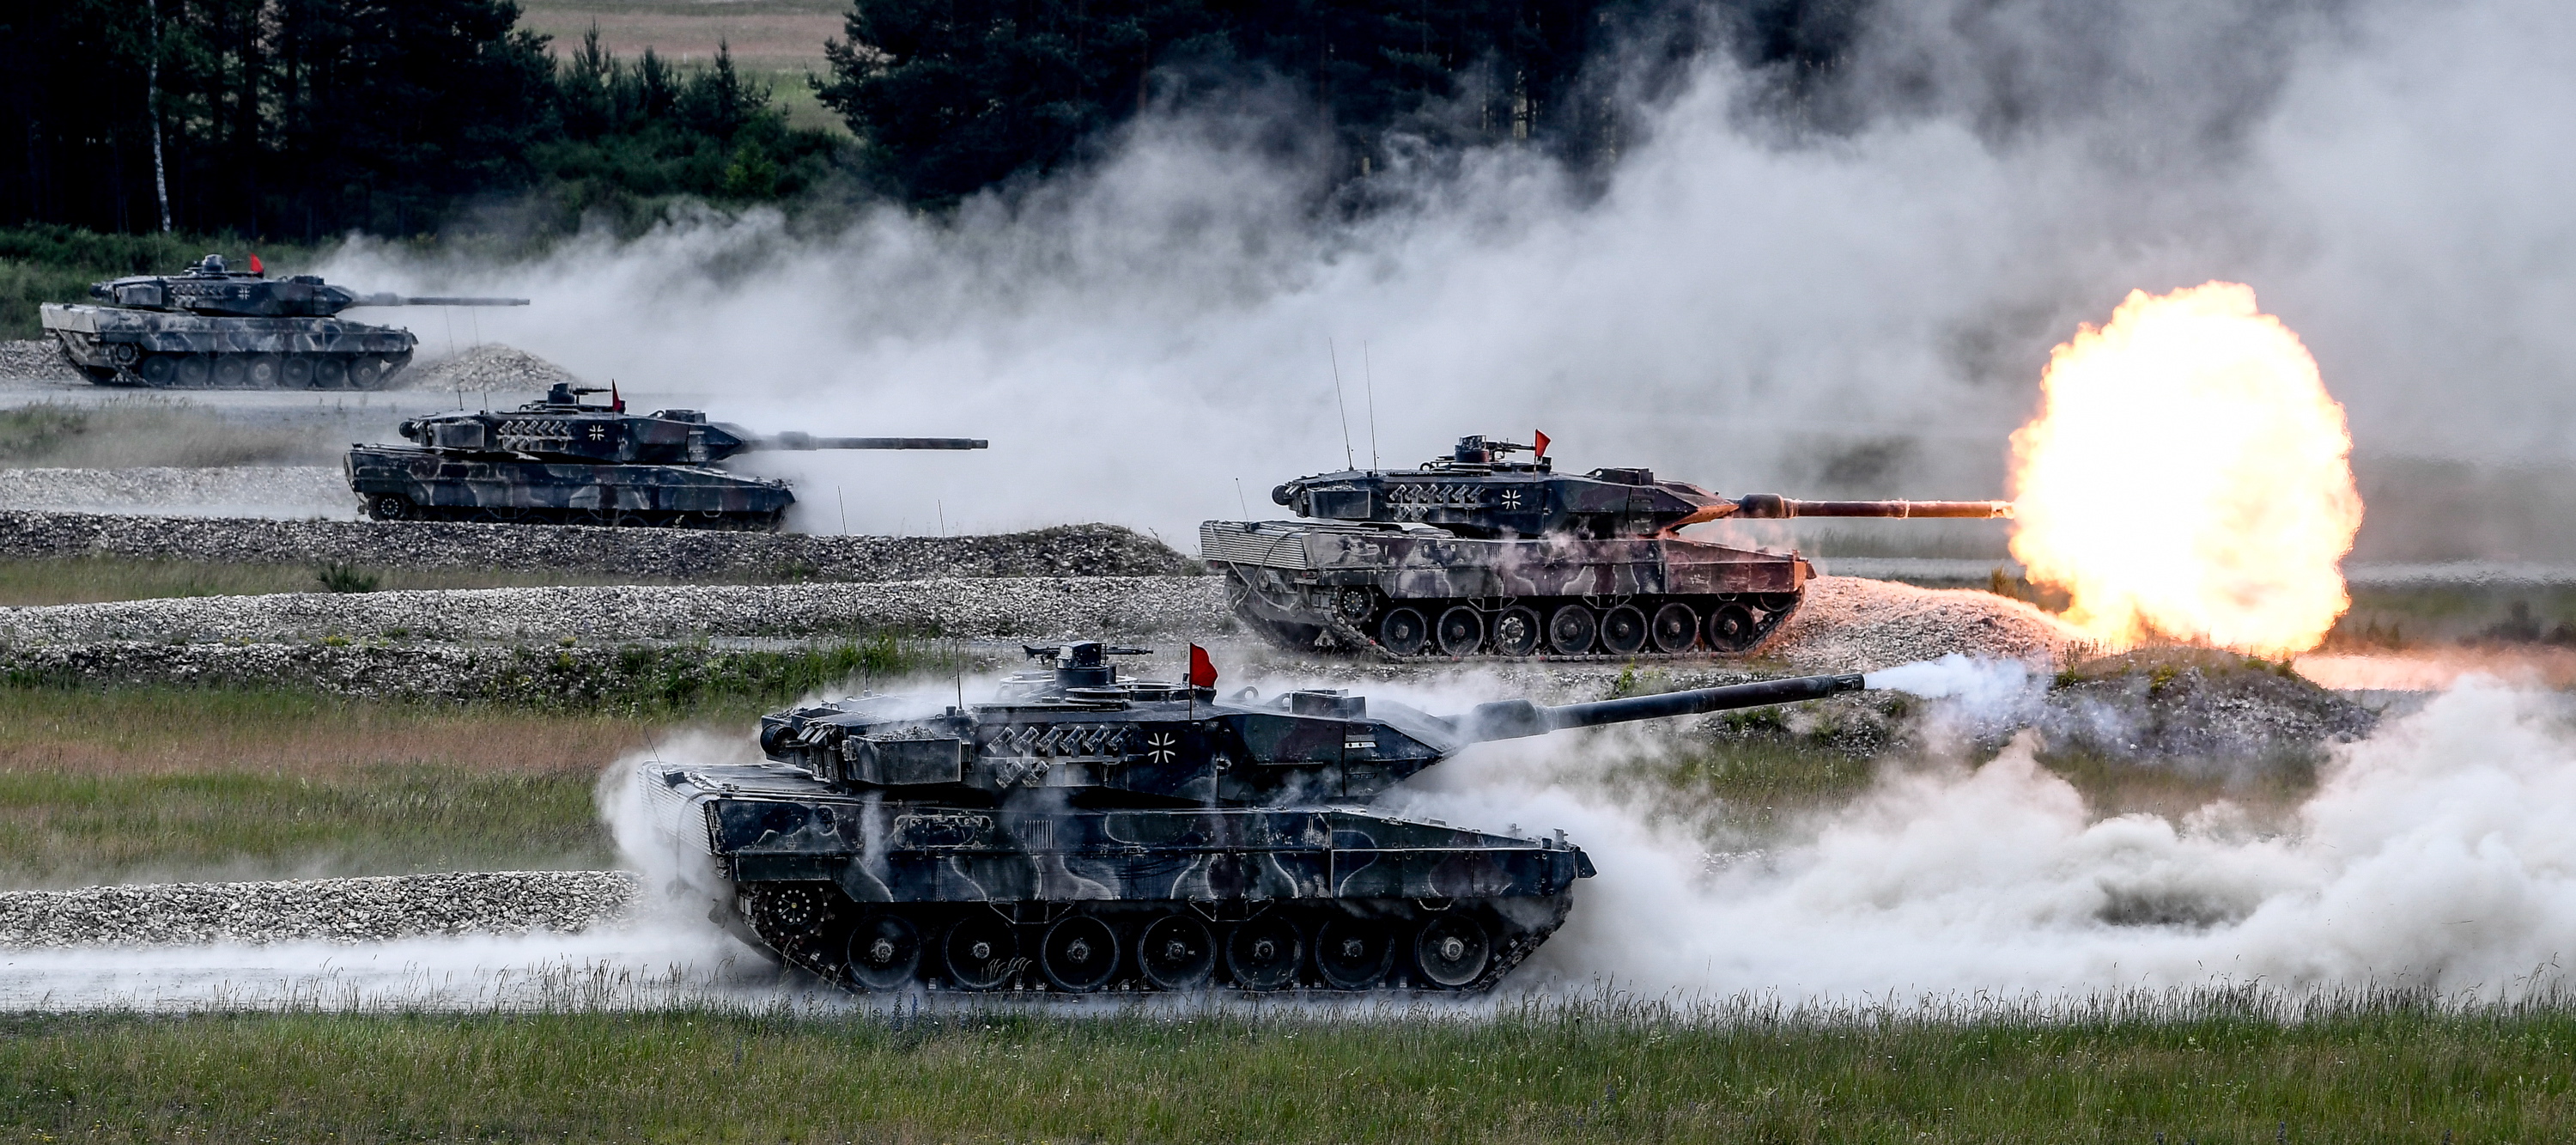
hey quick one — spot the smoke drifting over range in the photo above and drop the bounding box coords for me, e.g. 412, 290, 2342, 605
1419, 678, 2576, 998
322, 0, 2574, 550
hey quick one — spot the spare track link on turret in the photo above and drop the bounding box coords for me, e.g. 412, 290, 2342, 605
732, 885, 1568, 994
1218, 564, 1801, 663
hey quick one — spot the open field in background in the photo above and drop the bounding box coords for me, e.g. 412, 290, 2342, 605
0, 688, 701, 886
0, 556, 703, 606
4, 1002, 2573, 1141
518, 0, 853, 135
0, 401, 335, 468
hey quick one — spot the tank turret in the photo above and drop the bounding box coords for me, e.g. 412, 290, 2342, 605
39, 253, 528, 388
645, 642, 1870, 993
1206, 433, 2014, 659
392, 383, 988, 466
1271, 435, 2008, 539
86, 253, 528, 319
347, 384, 987, 530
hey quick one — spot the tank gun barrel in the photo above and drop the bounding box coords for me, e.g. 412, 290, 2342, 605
349, 293, 531, 308
1728, 495, 2012, 520
1453, 672, 1868, 742
755, 433, 989, 451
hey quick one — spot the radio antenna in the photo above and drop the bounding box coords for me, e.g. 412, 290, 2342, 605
1235, 477, 1249, 518
1327, 338, 1355, 470
1363, 341, 1380, 472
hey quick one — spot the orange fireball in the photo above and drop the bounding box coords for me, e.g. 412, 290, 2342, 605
2008, 282, 2363, 658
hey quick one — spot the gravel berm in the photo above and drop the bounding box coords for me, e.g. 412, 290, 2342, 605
0, 338, 77, 382
1768, 576, 2093, 671
0, 509, 1188, 579
0, 576, 1226, 645
0, 872, 640, 948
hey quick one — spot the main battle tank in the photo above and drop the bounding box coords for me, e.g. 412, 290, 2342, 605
39, 253, 527, 388
345, 383, 987, 530
641, 641, 1868, 992
1202, 435, 2010, 659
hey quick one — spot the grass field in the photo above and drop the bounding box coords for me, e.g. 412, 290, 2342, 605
0, 556, 701, 606
2, 998, 2571, 1141
0, 685, 776, 886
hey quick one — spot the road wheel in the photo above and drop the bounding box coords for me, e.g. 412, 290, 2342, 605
1434, 606, 1485, 657
1600, 605, 1649, 655
173, 356, 210, 387
136, 355, 179, 386
1546, 605, 1597, 654
1413, 912, 1492, 990
1649, 603, 1700, 653
313, 356, 350, 388
366, 495, 414, 522
1138, 915, 1216, 990
210, 356, 248, 387
1707, 603, 1763, 653
941, 914, 1019, 990
243, 355, 283, 388
349, 356, 385, 388
845, 913, 925, 990
1039, 915, 1121, 993
1376, 607, 1428, 655
280, 355, 316, 388
1224, 915, 1303, 991
1490, 606, 1542, 657
1315, 916, 1394, 990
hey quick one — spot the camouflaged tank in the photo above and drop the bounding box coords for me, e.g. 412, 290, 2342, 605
641, 641, 1868, 993
39, 253, 526, 388
345, 383, 987, 530
1202, 435, 2012, 661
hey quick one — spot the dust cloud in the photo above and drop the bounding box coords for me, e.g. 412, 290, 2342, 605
1415, 677, 2576, 1000
305, 0, 2575, 553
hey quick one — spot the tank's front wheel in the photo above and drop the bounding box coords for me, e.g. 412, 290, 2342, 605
366, 495, 414, 522
348, 357, 385, 389
1413, 912, 1493, 990
1707, 603, 1761, 653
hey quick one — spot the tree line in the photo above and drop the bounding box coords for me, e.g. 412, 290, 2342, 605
2, 0, 1838, 238
1, 0, 839, 241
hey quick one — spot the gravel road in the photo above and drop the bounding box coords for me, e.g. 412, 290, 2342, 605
0, 509, 1189, 579
0, 872, 639, 948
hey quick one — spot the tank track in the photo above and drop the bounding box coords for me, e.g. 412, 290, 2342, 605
734, 886, 1570, 995
66, 344, 415, 391
363, 499, 786, 532
1222, 569, 1800, 664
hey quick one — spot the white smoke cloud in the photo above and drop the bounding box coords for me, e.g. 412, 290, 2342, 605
1416, 678, 2576, 999
315, 0, 2575, 549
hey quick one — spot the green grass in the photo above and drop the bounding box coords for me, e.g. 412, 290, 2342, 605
0, 767, 614, 887
0, 401, 322, 468
3, 1000, 2573, 1141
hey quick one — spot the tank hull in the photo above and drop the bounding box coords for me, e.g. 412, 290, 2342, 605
344, 445, 791, 530
644, 759, 1589, 992
1202, 520, 1811, 659
40, 302, 416, 389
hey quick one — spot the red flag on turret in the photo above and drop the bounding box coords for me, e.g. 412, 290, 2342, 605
610, 380, 625, 412
1188, 644, 1218, 689
1533, 430, 1550, 459
247, 253, 264, 275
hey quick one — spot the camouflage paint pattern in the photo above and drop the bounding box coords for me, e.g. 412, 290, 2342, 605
1202, 434, 2007, 660
637, 643, 1864, 993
